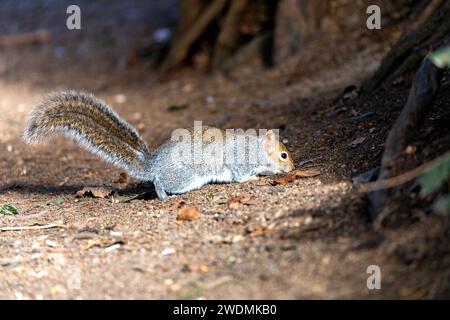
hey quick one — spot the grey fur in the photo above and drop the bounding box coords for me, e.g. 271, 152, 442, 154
23, 91, 150, 180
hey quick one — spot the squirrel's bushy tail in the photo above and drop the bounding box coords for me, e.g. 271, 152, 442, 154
23, 91, 150, 180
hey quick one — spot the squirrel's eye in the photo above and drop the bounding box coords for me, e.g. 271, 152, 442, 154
279, 152, 288, 161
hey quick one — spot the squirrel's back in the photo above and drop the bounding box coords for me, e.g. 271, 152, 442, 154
23, 91, 151, 180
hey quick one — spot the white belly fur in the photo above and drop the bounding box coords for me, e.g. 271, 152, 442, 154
176, 168, 234, 194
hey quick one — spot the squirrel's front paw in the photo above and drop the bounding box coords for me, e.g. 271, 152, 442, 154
154, 184, 177, 200
238, 175, 259, 183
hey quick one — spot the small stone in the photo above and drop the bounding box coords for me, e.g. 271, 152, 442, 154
232, 235, 245, 243
304, 215, 313, 225
110, 230, 123, 237
161, 247, 176, 256
45, 240, 58, 248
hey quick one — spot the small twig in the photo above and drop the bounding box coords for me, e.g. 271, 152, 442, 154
0, 223, 65, 232
359, 151, 450, 192
368, 52, 447, 219
373, 203, 400, 231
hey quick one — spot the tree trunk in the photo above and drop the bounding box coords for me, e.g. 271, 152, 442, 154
162, 0, 278, 71
273, 0, 329, 64
366, 1, 450, 218
212, 0, 249, 68
161, 0, 228, 71
361, 0, 449, 93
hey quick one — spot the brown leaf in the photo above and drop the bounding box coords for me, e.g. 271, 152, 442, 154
177, 207, 201, 221
227, 195, 259, 209
294, 169, 320, 178
271, 174, 297, 185
76, 187, 116, 198
271, 169, 320, 186
113, 172, 129, 185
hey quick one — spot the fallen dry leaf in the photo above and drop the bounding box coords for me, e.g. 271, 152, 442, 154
76, 187, 116, 198
113, 172, 129, 184
227, 195, 259, 209
272, 174, 296, 185
271, 169, 320, 185
294, 169, 321, 178
177, 206, 201, 221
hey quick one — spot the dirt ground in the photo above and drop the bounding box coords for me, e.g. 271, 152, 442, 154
1, 1, 450, 299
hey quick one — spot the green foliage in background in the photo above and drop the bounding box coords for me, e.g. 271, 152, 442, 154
418, 47, 450, 214
419, 152, 450, 215
429, 46, 450, 69
419, 153, 450, 196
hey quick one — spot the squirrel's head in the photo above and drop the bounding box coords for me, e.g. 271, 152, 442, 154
262, 130, 295, 174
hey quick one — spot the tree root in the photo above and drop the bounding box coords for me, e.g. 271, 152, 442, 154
369, 56, 445, 219
161, 0, 228, 71
212, 0, 249, 68
361, 0, 449, 93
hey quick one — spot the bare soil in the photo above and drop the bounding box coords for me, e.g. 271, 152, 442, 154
1, 0, 449, 299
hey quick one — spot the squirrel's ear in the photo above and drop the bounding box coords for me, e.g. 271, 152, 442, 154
266, 129, 275, 142
263, 129, 277, 153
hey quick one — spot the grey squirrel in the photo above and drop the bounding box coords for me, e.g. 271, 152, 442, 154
23, 91, 295, 199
